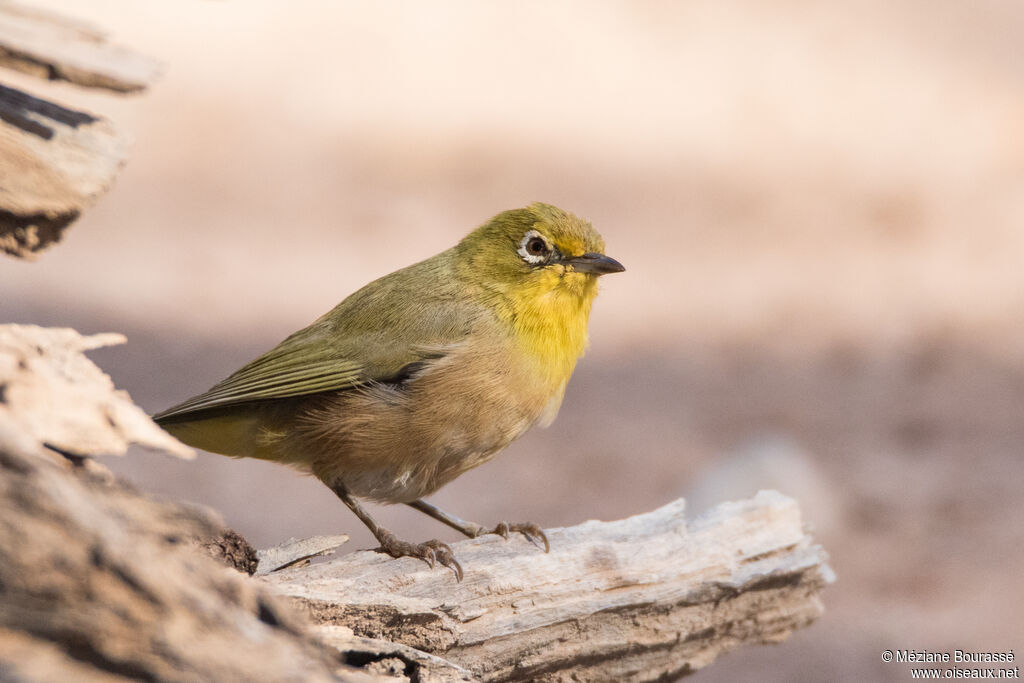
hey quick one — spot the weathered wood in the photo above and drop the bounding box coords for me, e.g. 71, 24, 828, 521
0, 324, 834, 681
0, 83, 130, 258
0, 324, 394, 682
0, 1, 160, 93
257, 534, 352, 576
265, 490, 834, 682
0, 324, 192, 459
0, 419, 359, 682
316, 626, 478, 683
0, 2, 158, 258
0, 324, 491, 682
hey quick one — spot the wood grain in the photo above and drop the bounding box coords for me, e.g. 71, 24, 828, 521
0, 1, 159, 92
266, 491, 834, 682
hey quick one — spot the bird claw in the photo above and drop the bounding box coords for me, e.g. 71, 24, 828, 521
375, 534, 464, 581
423, 539, 463, 581
486, 521, 549, 553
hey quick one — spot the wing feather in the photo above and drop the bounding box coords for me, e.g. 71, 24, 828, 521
153, 251, 481, 423
153, 355, 365, 421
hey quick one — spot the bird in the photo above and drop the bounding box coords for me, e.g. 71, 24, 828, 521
154, 202, 624, 580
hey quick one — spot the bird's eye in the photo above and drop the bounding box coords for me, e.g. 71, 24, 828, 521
526, 237, 548, 256
518, 230, 553, 265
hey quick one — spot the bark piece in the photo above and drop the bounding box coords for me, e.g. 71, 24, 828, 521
265, 491, 834, 682
0, 324, 193, 459
0, 83, 130, 258
197, 528, 261, 575
257, 535, 352, 576
0, 1, 160, 92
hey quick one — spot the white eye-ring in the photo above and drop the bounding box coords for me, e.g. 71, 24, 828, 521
518, 230, 552, 264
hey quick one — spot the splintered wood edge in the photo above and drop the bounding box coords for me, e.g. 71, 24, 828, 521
0, 82, 131, 258
0, 2, 161, 92
0, 324, 194, 460
316, 626, 479, 683
256, 535, 351, 576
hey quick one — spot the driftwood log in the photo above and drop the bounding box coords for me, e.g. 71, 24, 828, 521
0, 1, 157, 259
266, 491, 832, 681
0, 323, 834, 681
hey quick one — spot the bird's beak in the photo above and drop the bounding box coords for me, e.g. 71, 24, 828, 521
566, 252, 626, 275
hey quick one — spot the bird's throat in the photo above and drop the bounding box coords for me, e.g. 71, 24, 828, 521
507, 276, 597, 387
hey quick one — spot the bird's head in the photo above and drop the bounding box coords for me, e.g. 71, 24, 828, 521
455, 203, 624, 303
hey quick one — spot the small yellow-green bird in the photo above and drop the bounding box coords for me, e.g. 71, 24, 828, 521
154, 203, 623, 579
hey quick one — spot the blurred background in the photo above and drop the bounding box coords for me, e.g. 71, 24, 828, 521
3, 1, 1023, 680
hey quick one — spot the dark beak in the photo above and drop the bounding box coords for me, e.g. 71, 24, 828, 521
566, 252, 626, 275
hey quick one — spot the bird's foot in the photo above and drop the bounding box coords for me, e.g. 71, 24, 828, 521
375, 532, 464, 581
483, 521, 550, 552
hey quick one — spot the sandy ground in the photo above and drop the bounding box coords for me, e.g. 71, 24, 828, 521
3, 1, 1024, 680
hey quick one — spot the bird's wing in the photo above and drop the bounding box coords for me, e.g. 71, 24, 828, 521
152, 318, 446, 422
153, 252, 484, 423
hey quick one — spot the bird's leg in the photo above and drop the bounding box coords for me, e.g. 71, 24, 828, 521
406, 499, 549, 552
407, 499, 486, 536
329, 485, 463, 581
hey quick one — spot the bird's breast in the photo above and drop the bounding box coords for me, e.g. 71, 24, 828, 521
296, 333, 568, 502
